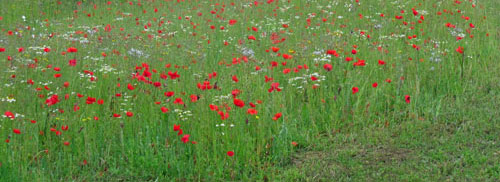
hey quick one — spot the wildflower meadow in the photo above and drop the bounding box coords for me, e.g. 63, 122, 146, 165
0, 0, 499, 181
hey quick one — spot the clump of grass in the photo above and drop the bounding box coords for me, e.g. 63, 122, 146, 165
0, 0, 498, 181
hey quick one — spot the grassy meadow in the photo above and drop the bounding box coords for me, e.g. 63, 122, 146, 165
0, 0, 499, 181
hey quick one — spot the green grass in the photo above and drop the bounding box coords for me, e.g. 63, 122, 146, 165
0, 0, 499, 181
280, 84, 500, 181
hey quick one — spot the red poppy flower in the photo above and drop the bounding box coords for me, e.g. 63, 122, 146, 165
153, 82, 161, 88
283, 68, 291, 74
218, 111, 229, 120
326, 50, 339, 57
228, 19, 237, 25
456, 46, 464, 54
126, 111, 133, 117
268, 82, 281, 92
127, 83, 135, 90
209, 104, 219, 111
323, 64, 332, 71
46, 95, 60, 106
173, 98, 184, 105
4, 111, 15, 119
161, 107, 169, 113
181, 134, 190, 143
247, 108, 258, 115
405, 95, 411, 103
13, 129, 21, 134
272, 112, 282, 120
86, 97, 96, 104
190, 94, 198, 102
249, 102, 256, 107
173, 124, 181, 131
68, 59, 77, 66
265, 75, 273, 83
352, 87, 359, 94
67, 47, 78, 53
353, 59, 366, 67
26, 79, 34, 85
271, 47, 280, 52
232, 75, 239, 83
227, 151, 234, 157
165, 91, 174, 97
168, 71, 180, 79
231, 89, 241, 97
282, 54, 292, 59
233, 98, 245, 108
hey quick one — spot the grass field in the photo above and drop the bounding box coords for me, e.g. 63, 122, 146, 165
0, 0, 499, 181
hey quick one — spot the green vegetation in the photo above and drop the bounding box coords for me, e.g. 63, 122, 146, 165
0, 0, 498, 181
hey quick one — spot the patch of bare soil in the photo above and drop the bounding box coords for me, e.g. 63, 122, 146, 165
290, 145, 413, 180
